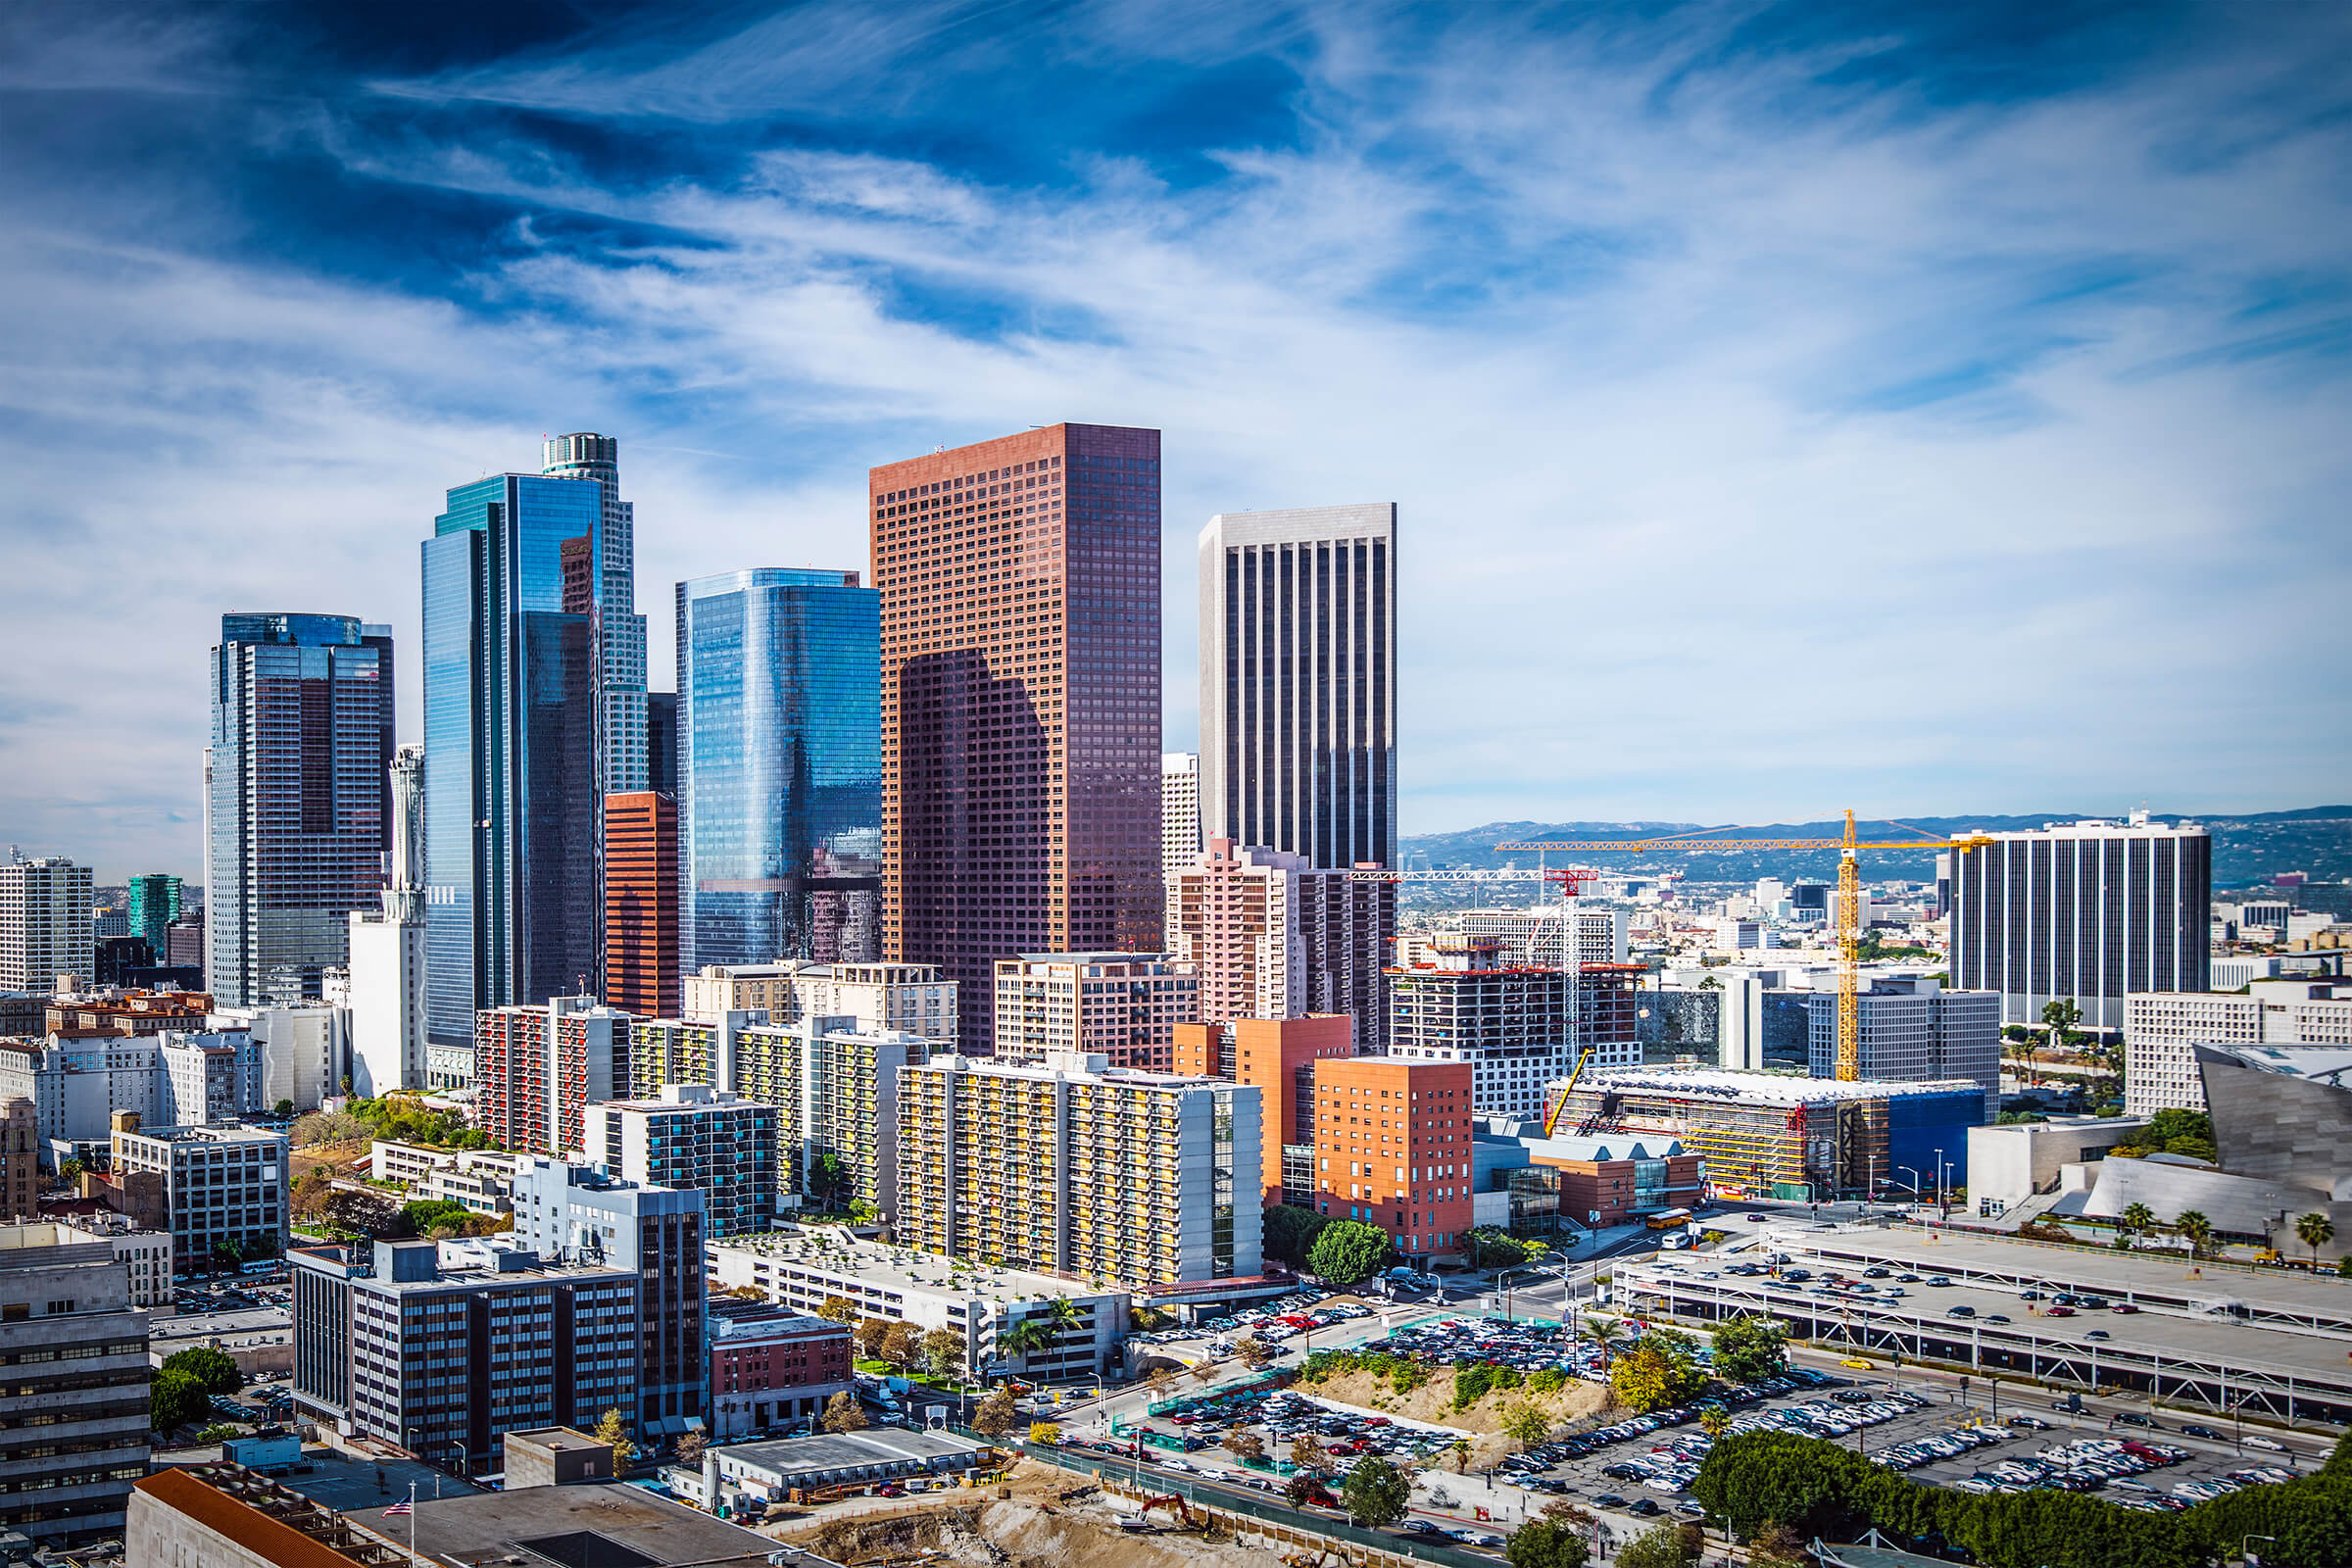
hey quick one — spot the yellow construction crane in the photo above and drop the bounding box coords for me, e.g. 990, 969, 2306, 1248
1539, 1047, 1596, 1137
1496, 811, 1990, 1082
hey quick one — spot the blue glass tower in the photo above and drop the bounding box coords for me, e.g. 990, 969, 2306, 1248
422, 473, 606, 1046
677, 569, 881, 970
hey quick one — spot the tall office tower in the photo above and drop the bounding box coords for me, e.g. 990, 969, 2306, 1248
1310, 1056, 1475, 1259
646, 690, 678, 795
1175, 1014, 1354, 1206
346, 746, 426, 1096
1198, 504, 1397, 870
0, 856, 94, 992
0, 1232, 150, 1544
164, 913, 204, 975
541, 433, 650, 798
582, 1085, 776, 1237
872, 423, 1163, 1048
473, 997, 631, 1154
124, 875, 182, 955
1948, 813, 2212, 1031
604, 792, 678, 1017
508, 1158, 708, 1442
676, 569, 880, 970
1386, 940, 1575, 1119
206, 614, 394, 1007
992, 953, 1199, 1069
0, 1099, 36, 1219
1165, 838, 1391, 1048
897, 1051, 1259, 1286
1161, 753, 1200, 875
423, 465, 607, 1045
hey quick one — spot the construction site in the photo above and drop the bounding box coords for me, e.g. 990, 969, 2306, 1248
778, 1465, 1471, 1568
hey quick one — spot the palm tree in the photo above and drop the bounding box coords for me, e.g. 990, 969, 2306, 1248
1581, 1316, 1625, 1368
2295, 1212, 2335, 1270
2120, 1202, 2155, 1243
1698, 1408, 1729, 1441
1450, 1439, 1471, 1474
2175, 1210, 2213, 1258
994, 1319, 1054, 1383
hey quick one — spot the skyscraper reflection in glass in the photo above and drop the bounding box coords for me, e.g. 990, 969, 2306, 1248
422, 472, 604, 1046
677, 569, 881, 970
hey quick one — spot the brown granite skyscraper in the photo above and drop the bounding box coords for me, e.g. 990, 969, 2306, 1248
872, 423, 1163, 1047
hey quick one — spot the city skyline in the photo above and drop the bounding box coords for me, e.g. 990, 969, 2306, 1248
4, 3, 2350, 879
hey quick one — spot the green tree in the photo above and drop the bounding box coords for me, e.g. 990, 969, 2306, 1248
149, 1369, 209, 1433
1710, 1314, 1787, 1385
1503, 1518, 1591, 1568
273, 1099, 296, 1118
1262, 1202, 1329, 1266
995, 1318, 1054, 1374
1580, 1315, 1625, 1367
854, 1316, 893, 1359
58, 1157, 85, 1184
2040, 998, 2083, 1050
1698, 1408, 1729, 1441
820, 1391, 869, 1433
815, 1294, 857, 1324
1339, 1455, 1412, 1527
2296, 1211, 2335, 1269
2175, 1210, 2213, 1257
2119, 1202, 2155, 1242
161, 1347, 245, 1396
1289, 1435, 1331, 1476
2147, 1108, 2213, 1145
1223, 1430, 1267, 1464
921, 1326, 966, 1381
1307, 1219, 1394, 1287
674, 1428, 706, 1464
1610, 1340, 1702, 1413
593, 1406, 636, 1468
1028, 1420, 1063, 1446
807, 1150, 852, 1210
1501, 1399, 1550, 1448
972, 1388, 1017, 1440
878, 1321, 922, 1370
1235, 1336, 1273, 1370
1614, 1521, 1702, 1568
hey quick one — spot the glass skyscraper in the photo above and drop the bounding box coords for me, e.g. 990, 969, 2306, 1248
206, 613, 394, 1006
422, 471, 605, 1046
676, 569, 881, 970
541, 434, 650, 797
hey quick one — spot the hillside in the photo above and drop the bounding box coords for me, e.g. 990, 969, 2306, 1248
1402, 808, 2352, 888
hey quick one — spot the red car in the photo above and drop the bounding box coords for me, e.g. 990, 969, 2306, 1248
2112, 1303, 2140, 1314
2046, 1305, 2077, 1317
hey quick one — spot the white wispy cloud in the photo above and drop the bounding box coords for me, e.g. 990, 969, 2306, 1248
0, 1, 2346, 879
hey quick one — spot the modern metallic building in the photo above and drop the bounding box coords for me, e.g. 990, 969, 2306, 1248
1804, 983, 2003, 1111
205, 614, 393, 1006
124, 874, 182, 956
422, 466, 606, 1044
1948, 814, 2211, 1031
1198, 504, 1397, 870
676, 568, 880, 971
872, 424, 1164, 1048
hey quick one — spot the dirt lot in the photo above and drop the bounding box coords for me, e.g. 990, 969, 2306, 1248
1296, 1367, 1607, 1466
776, 1467, 1296, 1568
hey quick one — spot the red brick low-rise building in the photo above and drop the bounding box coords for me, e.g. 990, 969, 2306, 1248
707, 1300, 855, 1439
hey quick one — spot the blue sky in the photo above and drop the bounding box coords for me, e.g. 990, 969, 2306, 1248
2, 0, 2348, 881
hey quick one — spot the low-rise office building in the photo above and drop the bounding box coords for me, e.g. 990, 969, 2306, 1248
0, 1216, 172, 1307
2125, 981, 2352, 1114
667, 1428, 989, 1512
707, 1231, 1127, 1384
111, 1118, 288, 1270
706, 1298, 854, 1438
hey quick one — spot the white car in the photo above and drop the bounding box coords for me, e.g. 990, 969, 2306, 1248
2242, 1435, 2286, 1452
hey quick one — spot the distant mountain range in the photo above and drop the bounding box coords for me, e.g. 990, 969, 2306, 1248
1399, 808, 2352, 888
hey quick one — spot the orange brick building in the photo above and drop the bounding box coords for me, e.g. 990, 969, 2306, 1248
1310, 1056, 1475, 1258
603, 791, 677, 1018
1176, 1013, 1353, 1204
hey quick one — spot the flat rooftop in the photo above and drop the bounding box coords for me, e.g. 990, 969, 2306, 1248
345, 1482, 777, 1568
712, 1230, 1118, 1305
718, 1428, 984, 1475
1565, 1068, 1984, 1105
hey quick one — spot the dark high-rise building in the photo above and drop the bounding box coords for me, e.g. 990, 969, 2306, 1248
677, 569, 879, 970
422, 470, 603, 1045
124, 875, 181, 956
1199, 504, 1397, 869
872, 424, 1162, 1046
205, 615, 394, 1006
604, 791, 678, 1018
646, 690, 678, 797
1949, 814, 2212, 1032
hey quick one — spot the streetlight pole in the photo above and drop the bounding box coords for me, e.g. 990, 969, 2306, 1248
2241, 1534, 2277, 1566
